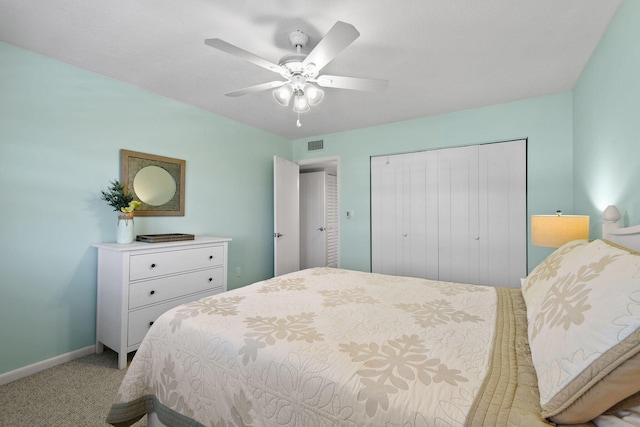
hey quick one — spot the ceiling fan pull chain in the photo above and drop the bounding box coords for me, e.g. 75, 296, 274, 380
296, 113, 302, 128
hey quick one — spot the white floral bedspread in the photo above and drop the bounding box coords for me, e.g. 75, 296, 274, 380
108, 268, 512, 426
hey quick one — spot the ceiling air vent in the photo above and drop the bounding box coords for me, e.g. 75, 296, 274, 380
308, 140, 324, 151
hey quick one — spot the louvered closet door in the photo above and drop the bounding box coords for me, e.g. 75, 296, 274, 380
326, 174, 339, 268
437, 146, 480, 284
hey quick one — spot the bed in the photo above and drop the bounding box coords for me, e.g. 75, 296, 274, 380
107, 212, 640, 427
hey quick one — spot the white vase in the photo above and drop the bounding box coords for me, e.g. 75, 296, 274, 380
117, 213, 135, 244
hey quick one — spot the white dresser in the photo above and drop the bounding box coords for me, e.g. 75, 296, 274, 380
94, 236, 231, 369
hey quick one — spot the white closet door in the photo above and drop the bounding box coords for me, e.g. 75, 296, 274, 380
372, 152, 438, 278
402, 151, 439, 279
437, 146, 480, 284
371, 155, 404, 275
371, 141, 526, 286
478, 140, 527, 287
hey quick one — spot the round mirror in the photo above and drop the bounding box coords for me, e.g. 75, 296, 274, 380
133, 166, 176, 206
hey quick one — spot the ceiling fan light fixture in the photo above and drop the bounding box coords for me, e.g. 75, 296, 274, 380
305, 84, 324, 106
273, 84, 293, 106
292, 93, 310, 113
206, 21, 387, 127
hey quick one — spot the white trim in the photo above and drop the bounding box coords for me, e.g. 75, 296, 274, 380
0, 345, 95, 386
608, 224, 640, 236
607, 225, 640, 252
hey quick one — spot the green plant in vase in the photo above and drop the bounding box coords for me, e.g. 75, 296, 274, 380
101, 180, 142, 218
101, 180, 142, 244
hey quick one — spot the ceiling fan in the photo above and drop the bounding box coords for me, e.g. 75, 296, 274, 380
204, 21, 387, 127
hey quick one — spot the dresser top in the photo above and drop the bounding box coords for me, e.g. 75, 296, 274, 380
93, 236, 231, 252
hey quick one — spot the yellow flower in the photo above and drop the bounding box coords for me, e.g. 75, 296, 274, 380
120, 200, 142, 213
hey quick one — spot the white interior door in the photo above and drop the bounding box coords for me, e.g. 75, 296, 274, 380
274, 156, 300, 276
300, 171, 326, 269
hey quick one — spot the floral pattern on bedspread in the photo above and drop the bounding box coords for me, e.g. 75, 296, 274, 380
396, 299, 485, 328
257, 277, 307, 293
239, 312, 323, 365
318, 287, 380, 306
340, 334, 469, 417
110, 268, 500, 426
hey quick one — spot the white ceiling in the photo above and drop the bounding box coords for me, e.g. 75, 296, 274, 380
0, 0, 622, 140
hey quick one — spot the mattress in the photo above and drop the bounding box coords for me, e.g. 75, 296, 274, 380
107, 267, 549, 426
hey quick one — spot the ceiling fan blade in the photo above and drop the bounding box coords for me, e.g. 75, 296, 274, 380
225, 81, 286, 97
205, 38, 282, 74
316, 75, 388, 92
302, 21, 360, 73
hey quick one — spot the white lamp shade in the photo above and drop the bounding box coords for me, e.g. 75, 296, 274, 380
304, 84, 324, 106
273, 84, 293, 106
602, 205, 621, 222
531, 214, 590, 248
292, 94, 310, 113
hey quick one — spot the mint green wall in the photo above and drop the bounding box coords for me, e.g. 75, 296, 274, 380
2, 0, 633, 376
293, 93, 575, 273
0, 42, 290, 374
573, 0, 640, 232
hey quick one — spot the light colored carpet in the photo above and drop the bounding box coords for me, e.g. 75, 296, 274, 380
0, 350, 146, 427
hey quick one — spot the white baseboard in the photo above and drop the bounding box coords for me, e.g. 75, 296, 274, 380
0, 345, 95, 386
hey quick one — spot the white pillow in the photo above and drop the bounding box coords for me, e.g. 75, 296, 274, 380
523, 239, 640, 424
521, 239, 589, 308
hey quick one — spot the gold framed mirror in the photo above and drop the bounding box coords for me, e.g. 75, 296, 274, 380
121, 150, 185, 216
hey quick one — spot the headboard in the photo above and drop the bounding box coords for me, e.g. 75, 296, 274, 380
601, 205, 640, 252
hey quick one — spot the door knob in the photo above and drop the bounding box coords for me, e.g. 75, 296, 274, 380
274, 232, 283, 238
317, 227, 326, 231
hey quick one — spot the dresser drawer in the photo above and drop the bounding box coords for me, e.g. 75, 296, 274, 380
129, 245, 224, 280
127, 292, 216, 347
129, 267, 224, 309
